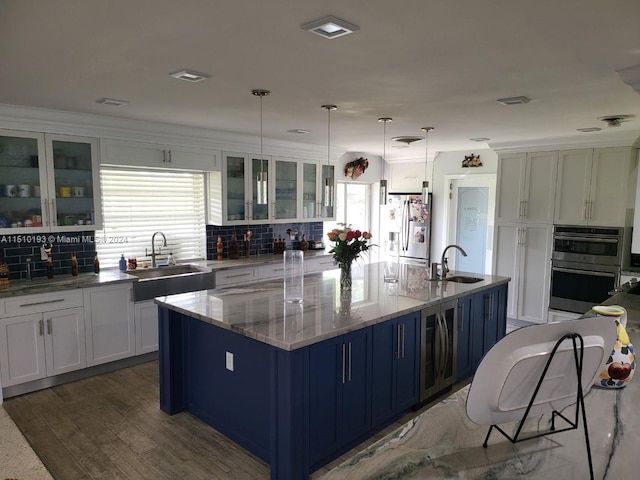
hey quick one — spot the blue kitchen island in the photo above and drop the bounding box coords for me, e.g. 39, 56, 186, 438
155, 262, 509, 480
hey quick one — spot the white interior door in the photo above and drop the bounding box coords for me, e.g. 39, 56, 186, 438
447, 174, 496, 274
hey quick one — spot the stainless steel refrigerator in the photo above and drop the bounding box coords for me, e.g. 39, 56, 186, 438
383, 193, 432, 264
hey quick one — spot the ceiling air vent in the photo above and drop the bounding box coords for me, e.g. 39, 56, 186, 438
392, 136, 424, 145
496, 96, 531, 106
96, 98, 129, 106
598, 115, 634, 127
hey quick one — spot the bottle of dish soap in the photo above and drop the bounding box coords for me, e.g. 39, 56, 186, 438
119, 254, 127, 271
167, 252, 176, 265
93, 252, 100, 274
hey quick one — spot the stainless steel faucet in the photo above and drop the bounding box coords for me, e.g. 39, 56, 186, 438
440, 244, 467, 279
151, 231, 167, 267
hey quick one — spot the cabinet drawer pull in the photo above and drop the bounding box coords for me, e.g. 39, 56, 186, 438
396, 324, 401, 359
223, 272, 252, 279
18, 298, 66, 308
401, 324, 405, 358
168, 150, 172, 163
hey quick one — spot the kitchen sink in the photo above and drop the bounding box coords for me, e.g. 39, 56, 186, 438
442, 275, 483, 284
128, 264, 216, 302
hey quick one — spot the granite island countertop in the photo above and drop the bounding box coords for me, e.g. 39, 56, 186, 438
155, 262, 510, 351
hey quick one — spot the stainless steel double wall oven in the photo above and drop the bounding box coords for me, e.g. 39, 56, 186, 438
550, 225, 623, 313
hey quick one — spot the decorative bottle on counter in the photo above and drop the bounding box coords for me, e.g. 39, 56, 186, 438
93, 253, 100, 274
300, 234, 309, 252
217, 236, 224, 260
0, 249, 10, 289
230, 232, 240, 259
119, 254, 127, 271
71, 252, 78, 276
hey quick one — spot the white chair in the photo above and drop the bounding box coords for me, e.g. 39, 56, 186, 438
466, 316, 616, 480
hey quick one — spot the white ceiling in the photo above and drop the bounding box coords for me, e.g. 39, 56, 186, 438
1, 0, 640, 161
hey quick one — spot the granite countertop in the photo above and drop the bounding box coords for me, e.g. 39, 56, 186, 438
155, 262, 510, 351
0, 250, 333, 299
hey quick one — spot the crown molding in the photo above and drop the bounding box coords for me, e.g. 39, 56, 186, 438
0, 104, 347, 163
490, 130, 640, 153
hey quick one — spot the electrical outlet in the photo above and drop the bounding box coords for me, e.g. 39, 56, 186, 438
40, 246, 47, 260
225, 351, 234, 371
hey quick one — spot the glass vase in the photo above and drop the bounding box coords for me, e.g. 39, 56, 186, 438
339, 261, 353, 292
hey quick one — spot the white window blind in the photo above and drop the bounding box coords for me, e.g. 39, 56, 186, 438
96, 167, 206, 267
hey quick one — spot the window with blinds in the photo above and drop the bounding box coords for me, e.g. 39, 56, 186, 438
96, 167, 206, 267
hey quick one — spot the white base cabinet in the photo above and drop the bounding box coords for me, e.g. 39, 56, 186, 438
83, 283, 135, 366
0, 307, 86, 387
134, 300, 159, 355
493, 224, 552, 324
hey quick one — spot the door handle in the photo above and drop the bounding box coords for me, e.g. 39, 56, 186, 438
396, 324, 401, 359
50, 199, 56, 226
341, 343, 346, 384
347, 342, 352, 382
583, 200, 588, 220
39, 319, 44, 336
47, 318, 52, 335
401, 323, 405, 359
523, 200, 527, 218
459, 303, 464, 333
589, 200, 594, 220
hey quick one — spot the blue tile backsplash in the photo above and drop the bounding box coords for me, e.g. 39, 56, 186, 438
206, 222, 324, 260
0, 231, 97, 280
0, 222, 325, 280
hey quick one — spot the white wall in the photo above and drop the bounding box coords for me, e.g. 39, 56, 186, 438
429, 149, 498, 261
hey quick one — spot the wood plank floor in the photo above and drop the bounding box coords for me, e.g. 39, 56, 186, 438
4, 361, 437, 480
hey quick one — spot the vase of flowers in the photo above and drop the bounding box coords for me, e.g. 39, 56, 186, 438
327, 224, 373, 292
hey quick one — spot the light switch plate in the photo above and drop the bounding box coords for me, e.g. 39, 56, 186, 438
225, 351, 234, 371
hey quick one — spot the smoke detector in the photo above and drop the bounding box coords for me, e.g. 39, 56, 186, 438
598, 115, 634, 127
392, 136, 424, 145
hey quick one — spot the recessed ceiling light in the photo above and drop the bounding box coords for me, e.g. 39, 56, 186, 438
496, 96, 531, 106
576, 127, 602, 133
287, 129, 311, 134
301, 15, 359, 39
470, 137, 491, 142
96, 98, 129, 106
170, 69, 211, 82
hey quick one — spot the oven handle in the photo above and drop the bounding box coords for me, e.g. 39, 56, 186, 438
553, 235, 619, 244
552, 266, 616, 277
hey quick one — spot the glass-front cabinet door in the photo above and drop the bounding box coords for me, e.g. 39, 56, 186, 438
251, 157, 270, 221
44, 134, 99, 230
302, 162, 318, 220
0, 130, 47, 231
0, 130, 100, 233
224, 154, 247, 223
273, 158, 297, 221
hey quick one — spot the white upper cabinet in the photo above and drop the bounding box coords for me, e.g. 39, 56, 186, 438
495, 151, 557, 224
209, 152, 336, 225
554, 147, 634, 226
101, 139, 220, 171
0, 129, 101, 233
300, 160, 335, 221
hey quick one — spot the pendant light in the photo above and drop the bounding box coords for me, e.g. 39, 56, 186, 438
421, 127, 434, 205
322, 105, 337, 207
378, 117, 392, 205
252, 89, 270, 205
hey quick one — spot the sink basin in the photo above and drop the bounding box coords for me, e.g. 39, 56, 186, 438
129, 264, 216, 301
443, 275, 483, 284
